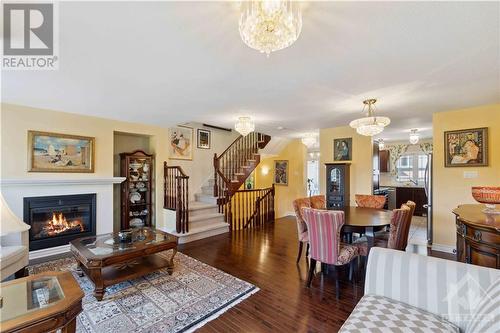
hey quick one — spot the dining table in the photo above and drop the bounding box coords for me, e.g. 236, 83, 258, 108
329, 206, 393, 256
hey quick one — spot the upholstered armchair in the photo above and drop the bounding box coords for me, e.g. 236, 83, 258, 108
354, 194, 386, 209
354, 205, 411, 256
292, 195, 326, 263
0, 194, 30, 281
302, 208, 359, 299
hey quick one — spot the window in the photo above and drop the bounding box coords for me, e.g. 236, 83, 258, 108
396, 153, 428, 184
307, 160, 319, 195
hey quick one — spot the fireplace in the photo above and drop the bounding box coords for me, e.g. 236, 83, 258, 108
24, 194, 96, 251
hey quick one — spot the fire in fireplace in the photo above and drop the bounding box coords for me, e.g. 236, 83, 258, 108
24, 194, 96, 251
34, 212, 85, 239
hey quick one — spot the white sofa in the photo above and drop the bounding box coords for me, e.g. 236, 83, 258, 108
340, 248, 499, 332
0, 194, 30, 281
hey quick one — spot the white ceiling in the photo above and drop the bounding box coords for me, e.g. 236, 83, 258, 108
2, 1, 499, 142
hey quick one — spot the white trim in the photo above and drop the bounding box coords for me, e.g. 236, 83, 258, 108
29, 244, 70, 260
0, 177, 126, 186
431, 243, 456, 254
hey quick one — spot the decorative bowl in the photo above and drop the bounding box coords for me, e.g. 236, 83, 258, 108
471, 186, 500, 214
129, 162, 142, 172
118, 229, 133, 243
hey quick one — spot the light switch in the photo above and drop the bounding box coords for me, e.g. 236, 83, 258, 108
463, 171, 478, 179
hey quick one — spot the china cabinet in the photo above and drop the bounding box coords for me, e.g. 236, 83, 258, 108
325, 163, 350, 208
120, 150, 154, 229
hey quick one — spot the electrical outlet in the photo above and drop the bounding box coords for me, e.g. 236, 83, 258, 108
463, 171, 478, 179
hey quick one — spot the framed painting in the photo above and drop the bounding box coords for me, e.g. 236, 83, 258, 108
28, 131, 95, 173
334, 137, 352, 161
274, 160, 289, 186
197, 129, 211, 149
444, 127, 488, 167
169, 126, 193, 160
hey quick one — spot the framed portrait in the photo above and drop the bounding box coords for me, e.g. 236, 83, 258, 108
28, 131, 95, 173
169, 126, 193, 160
444, 127, 488, 167
334, 137, 352, 161
197, 129, 211, 149
274, 160, 289, 186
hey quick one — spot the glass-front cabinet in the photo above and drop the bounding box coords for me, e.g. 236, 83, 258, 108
120, 150, 154, 229
325, 163, 350, 208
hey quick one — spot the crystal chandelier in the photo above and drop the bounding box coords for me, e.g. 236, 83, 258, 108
409, 129, 419, 144
239, 0, 302, 56
349, 99, 391, 136
235, 116, 255, 136
301, 133, 317, 148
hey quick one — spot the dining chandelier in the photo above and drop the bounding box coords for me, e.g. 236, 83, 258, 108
349, 99, 391, 136
235, 116, 255, 136
239, 0, 302, 56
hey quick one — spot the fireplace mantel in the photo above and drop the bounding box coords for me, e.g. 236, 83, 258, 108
0, 177, 125, 187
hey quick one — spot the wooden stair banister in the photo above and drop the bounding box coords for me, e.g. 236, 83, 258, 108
163, 162, 189, 233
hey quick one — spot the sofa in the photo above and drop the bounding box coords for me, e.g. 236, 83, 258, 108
0, 194, 30, 280
340, 248, 499, 332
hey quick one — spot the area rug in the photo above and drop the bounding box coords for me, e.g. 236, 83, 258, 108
28, 250, 258, 333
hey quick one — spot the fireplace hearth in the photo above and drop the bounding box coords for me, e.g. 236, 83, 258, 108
24, 194, 96, 251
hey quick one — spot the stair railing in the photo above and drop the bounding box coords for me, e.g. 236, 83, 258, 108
164, 162, 189, 233
223, 185, 275, 230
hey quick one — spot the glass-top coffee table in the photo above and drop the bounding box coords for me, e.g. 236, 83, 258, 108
70, 227, 178, 301
0, 271, 83, 333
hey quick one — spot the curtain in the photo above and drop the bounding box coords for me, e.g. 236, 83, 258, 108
387, 144, 409, 175
419, 142, 433, 154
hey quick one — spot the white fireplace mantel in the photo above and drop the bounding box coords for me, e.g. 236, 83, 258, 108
0, 177, 126, 187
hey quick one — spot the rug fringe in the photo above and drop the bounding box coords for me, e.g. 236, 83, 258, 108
184, 287, 260, 333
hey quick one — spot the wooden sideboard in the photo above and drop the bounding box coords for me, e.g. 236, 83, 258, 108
453, 204, 500, 269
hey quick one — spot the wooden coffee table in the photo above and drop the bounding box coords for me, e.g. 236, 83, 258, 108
70, 227, 178, 301
0, 271, 83, 333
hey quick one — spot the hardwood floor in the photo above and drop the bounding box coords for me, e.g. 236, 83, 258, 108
180, 216, 365, 333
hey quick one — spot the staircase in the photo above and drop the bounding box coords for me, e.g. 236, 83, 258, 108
162, 164, 228, 244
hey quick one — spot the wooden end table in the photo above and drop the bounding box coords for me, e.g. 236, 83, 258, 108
70, 227, 178, 301
0, 271, 83, 333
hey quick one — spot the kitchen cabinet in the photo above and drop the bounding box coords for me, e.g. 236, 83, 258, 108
391, 186, 427, 216
379, 150, 390, 173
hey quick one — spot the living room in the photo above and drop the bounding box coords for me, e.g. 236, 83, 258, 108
1, 1, 499, 333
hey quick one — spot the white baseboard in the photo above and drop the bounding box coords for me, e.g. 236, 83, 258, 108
29, 244, 70, 260
431, 243, 456, 254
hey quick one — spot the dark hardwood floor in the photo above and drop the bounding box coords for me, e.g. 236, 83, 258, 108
30, 216, 456, 332
180, 216, 364, 333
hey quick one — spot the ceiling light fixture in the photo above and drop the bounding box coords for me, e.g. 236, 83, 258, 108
235, 116, 255, 136
301, 133, 317, 148
409, 129, 419, 145
349, 99, 391, 136
378, 139, 385, 149
239, 0, 302, 57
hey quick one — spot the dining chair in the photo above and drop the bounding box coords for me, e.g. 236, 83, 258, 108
354, 194, 386, 209
302, 208, 359, 299
353, 206, 411, 257
292, 195, 326, 263
374, 200, 416, 244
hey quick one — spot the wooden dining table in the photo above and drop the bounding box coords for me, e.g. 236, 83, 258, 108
329, 206, 393, 256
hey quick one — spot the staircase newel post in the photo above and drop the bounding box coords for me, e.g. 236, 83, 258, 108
213, 153, 218, 197
163, 161, 167, 209
176, 177, 181, 233
271, 184, 275, 221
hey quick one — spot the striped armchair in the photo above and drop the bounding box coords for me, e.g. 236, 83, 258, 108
302, 208, 359, 299
340, 248, 500, 332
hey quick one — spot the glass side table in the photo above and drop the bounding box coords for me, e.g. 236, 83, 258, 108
0, 271, 83, 333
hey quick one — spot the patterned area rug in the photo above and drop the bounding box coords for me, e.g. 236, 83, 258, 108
28, 251, 258, 333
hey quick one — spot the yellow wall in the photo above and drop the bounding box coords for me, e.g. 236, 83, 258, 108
319, 126, 373, 205
255, 139, 307, 218
1, 103, 169, 227
432, 104, 500, 248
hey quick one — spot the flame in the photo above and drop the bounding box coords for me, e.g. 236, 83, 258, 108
45, 212, 84, 235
